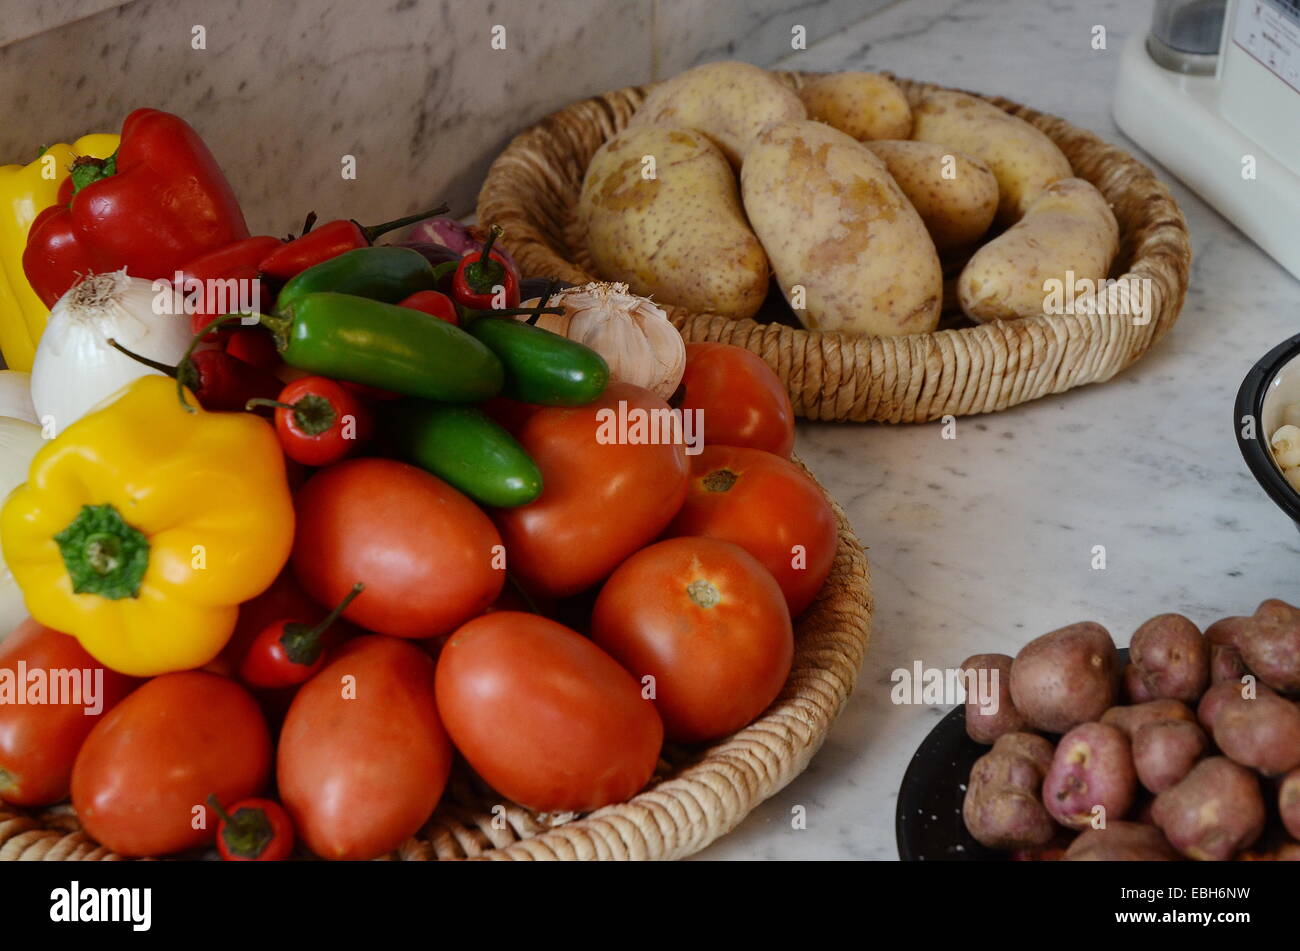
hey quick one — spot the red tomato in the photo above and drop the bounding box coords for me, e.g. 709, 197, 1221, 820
591, 537, 793, 743
667, 445, 836, 617
492, 382, 689, 598
278, 636, 452, 860
70, 672, 271, 857
292, 459, 505, 638
0, 619, 137, 807
211, 796, 295, 861
436, 612, 663, 812
679, 342, 795, 457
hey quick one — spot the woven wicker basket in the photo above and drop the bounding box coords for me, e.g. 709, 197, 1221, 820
478, 71, 1192, 423
0, 457, 870, 862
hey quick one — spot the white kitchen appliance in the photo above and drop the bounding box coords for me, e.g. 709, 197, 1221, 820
1114, 0, 1300, 279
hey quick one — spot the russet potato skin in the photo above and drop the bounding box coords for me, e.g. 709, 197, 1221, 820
626, 60, 806, 167
579, 125, 769, 321
911, 89, 1073, 226
798, 72, 912, 142
740, 119, 941, 336
865, 140, 997, 254
956, 177, 1119, 323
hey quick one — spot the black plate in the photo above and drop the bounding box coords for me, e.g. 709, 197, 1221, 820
1235, 331, 1300, 532
895, 649, 1130, 861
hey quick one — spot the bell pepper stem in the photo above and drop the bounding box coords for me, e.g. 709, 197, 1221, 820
360, 204, 450, 243
106, 338, 178, 378
69, 151, 118, 194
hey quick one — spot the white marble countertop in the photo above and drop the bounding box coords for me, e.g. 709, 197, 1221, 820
693, 0, 1300, 860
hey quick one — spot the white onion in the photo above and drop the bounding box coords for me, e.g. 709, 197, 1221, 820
0, 417, 47, 640
31, 270, 193, 436
0, 370, 36, 424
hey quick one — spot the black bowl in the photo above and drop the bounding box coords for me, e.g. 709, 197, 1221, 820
1235, 332, 1300, 531
895, 649, 1130, 861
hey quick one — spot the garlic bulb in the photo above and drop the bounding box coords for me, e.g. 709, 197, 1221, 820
31, 270, 194, 436
519, 282, 685, 399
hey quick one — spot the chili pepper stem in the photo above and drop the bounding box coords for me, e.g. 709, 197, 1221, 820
174, 313, 259, 412
461, 305, 564, 327
360, 204, 450, 243
526, 279, 561, 326
206, 794, 235, 826
279, 583, 365, 666
106, 338, 179, 378
478, 225, 502, 267
245, 393, 338, 435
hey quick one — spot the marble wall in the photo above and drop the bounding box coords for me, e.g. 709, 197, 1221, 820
0, 0, 894, 232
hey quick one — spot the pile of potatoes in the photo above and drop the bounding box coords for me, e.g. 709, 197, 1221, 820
960, 601, 1300, 861
578, 61, 1119, 336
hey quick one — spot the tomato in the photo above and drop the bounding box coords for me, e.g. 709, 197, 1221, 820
591, 537, 793, 743
667, 445, 836, 617
0, 619, 137, 807
678, 342, 795, 457
436, 612, 662, 812
278, 636, 452, 860
292, 458, 505, 638
492, 382, 689, 598
70, 672, 271, 856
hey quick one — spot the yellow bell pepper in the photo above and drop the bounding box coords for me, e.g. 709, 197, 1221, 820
0, 134, 119, 371
0, 375, 294, 676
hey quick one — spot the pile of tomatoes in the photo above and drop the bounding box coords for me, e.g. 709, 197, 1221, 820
0, 341, 839, 861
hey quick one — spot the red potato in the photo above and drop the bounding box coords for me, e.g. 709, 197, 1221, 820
1064, 821, 1181, 861
1042, 722, 1136, 829
1205, 616, 1252, 685
1208, 686, 1300, 776
1152, 757, 1265, 861
1122, 664, 1155, 704
1132, 719, 1207, 794
1101, 699, 1195, 737
1242, 599, 1300, 694
962, 732, 1057, 850
960, 653, 1028, 744
277, 636, 453, 861
1280, 769, 1300, 840
1196, 680, 1242, 732
1128, 614, 1208, 704
1009, 622, 1119, 734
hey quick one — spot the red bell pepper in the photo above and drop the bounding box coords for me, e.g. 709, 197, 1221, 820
258, 204, 448, 281
23, 109, 250, 307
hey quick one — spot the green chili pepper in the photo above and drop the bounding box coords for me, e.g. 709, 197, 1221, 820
261, 292, 504, 403
274, 246, 456, 315
465, 317, 609, 406
385, 401, 543, 508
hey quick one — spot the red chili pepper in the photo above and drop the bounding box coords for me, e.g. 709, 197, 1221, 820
398, 289, 460, 325
208, 795, 295, 861
238, 583, 364, 689
177, 235, 284, 336
258, 204, 448, 281
340, 380, 402, 401
106, 336, 282, 414
450, 225, 520, 310
224, 327, 281, 372
23, 109, 251, 307
246, 376, 373, 466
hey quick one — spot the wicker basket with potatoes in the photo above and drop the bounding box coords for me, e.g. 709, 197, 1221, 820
479, 63, 1190, 422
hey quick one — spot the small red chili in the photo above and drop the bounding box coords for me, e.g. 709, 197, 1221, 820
259, 204, 448, 281
398, 289, 460, 325
246, 376, 372, 466
451, 225, 520, 310
208, 794, 295, 861
238, 582, 364, 689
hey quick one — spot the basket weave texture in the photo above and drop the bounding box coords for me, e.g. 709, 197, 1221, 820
0, 457, 871, 861
477, 71, 1192, 423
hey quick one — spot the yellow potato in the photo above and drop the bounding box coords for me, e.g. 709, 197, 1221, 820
865, 140, 997, 253
957, 177, 1119, 323
911, 90, 1072, 226
627, 61, 805, 167
798, 72, 912, 141
740, 120, 941, 336
579, 125, 769, 321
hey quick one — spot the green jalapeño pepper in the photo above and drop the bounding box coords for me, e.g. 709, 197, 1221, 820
385, 400, 542, 508
261, 292, 504, 402
465, 316, 609, 406
274, 246, 455, 315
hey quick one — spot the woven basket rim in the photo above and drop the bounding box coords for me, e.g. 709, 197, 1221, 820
0, 452, 871, 862
477, 69, 1192, 423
